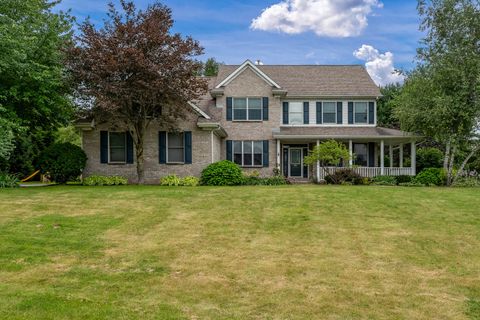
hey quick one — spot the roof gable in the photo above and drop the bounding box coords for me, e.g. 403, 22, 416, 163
215, 60, 281, 89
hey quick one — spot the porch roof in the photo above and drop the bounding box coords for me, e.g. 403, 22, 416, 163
273, 126, 419, 140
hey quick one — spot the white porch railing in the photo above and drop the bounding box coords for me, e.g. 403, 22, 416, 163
318, 167, 414, 179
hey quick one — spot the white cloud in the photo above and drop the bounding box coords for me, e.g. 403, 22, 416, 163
251, 0, 383, 37
353, 44, 404, 86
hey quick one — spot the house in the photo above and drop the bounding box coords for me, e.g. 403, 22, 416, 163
76, 60, 418, 184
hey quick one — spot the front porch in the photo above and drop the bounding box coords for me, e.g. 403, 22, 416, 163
275, 138, 417, 181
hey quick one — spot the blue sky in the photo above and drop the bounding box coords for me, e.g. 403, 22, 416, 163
56, 0, 422, 85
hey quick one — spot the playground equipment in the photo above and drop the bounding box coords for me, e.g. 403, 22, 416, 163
20, 170, 40, 182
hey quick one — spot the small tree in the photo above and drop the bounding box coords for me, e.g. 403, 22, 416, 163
202, 57, 220, 76
304, 140, 351, 182
66, 1, 207, 184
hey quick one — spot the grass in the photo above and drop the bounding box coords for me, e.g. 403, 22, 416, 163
0, 185, 479, 319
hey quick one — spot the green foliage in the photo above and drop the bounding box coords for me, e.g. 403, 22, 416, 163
417, 147, 443, 172
181, 176, 200, 186
399, 181, 426, 187
392, 175, 411, 184
0, 108, 17, 162
325, 169, 363, 185
160, 175, 181, 186
39, 143, 87, 184
242, 176, 288, 186
377, 84, 402, 128
371, 176, 398, 186
54, 125, 81, 146
452, 177, 480, 187
0, 172, 19, 188
201, 160, 243, 186
304, 140, 351, 168
414, 168, 444, 186
202, 57, 221, 76
82, 175, 128, 186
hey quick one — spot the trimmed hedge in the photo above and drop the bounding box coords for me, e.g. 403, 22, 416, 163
201, 160, 243, 186
83, 175, 128, 186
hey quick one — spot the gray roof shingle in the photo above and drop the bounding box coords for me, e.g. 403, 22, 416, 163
273, 126, 416, 138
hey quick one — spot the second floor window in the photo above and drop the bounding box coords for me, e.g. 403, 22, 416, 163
323, 102, 337, 123
233, 97, 262, 121
354, 102, 368, 124
288, 102, 303, 125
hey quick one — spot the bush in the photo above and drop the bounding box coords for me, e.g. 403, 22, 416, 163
0, 172, 19, 188
242, 175, 288, 186
414, 168, 444, 186
399, 181, 426, 187
181, 176, 200, 186
452, 177, 480, 187
160, 175, 199, 186
83, 175, 128, 186
201, 160, 243, 186
395, 175, 413, 184
371, 175, 397, 186
39, 142, 87, 184
324, 169, 362, 185
417, 147, 443, 172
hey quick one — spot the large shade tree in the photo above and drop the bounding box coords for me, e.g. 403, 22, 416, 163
395, 0, 480, 185
66, 1, 207, 184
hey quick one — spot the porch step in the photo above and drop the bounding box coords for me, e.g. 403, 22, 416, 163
288, 178, 312, 184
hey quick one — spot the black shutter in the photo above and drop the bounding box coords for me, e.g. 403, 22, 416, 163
263, 140, 269, 167
282, 102, 289, 124
368, 142, 375, 167
159, 131, 166, 164
126, 131, 134, 164
226, 97, 233, 121
348, 102, 354, 124
100, 131, 108, 164
226, 140, 232, 161
369, 102, 375, 124
184, 131, 192, 164
337, 102, 343, 124
316, 102, 322, 124
262, 97, 269, 121
303, 102, 309, 124
303, 148, 308, 178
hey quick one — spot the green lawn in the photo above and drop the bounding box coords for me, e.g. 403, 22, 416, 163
0, 185, 479, 319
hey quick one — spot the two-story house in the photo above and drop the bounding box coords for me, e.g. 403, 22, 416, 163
77, 60, 418, 183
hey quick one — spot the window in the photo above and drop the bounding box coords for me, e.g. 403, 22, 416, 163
354, 143, 368, 166
167, 132, 184, 163
354, 102, 368, 123
233, 97, 262, 121
289, 102, 303, 125
109, 132, 126, 163
323, 102, 337, 123
233, 141, 263, 167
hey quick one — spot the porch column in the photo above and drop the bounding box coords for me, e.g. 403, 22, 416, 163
380, 140, 385, 175
389, 144, 393, 168
316, 140, 320, 182
276, 139, 281, 170
399, 143, 404, 168
411, 141, 416, 175
348, 140, 353, 167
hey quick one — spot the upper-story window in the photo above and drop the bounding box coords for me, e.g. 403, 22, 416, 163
233, 97, 262, 121
288, 102, 303, 125
354, 102, 368, 124
322, 102, 337, 124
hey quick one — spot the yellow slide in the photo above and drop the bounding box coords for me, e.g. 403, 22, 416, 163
21, 170, 40, 182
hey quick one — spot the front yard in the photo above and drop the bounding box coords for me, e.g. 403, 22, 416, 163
0, 185, 479, 319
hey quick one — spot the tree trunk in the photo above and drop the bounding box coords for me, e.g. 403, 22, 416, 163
443, 139, 451, 172
136, 143, 145, 184
446, 145, 456, 186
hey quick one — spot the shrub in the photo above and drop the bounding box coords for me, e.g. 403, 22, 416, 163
160, 174, 181, 186
414, 168, 444, 186
181, 176, 200, 186
417, 147, 443, 172
83, 175, 128, 186
201, 160, 243, 186
395, 175, 413, 184
399, 181, 426, 187
242, 175, 288, 186
39, 142, 87, 184
0, 172, 19, 188
371, 175, 397, 186
324, 169, 362, 185
452, 177, 480, 187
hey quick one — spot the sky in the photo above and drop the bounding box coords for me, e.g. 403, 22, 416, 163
56, 0, 423, 86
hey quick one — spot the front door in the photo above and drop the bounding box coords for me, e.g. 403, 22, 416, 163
289, 148, 303, 177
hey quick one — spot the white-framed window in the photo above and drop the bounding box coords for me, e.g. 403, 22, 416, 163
167, 132, 184, 163
323, 102, 337, 123
354, 102, 368, 124
288, 102, 303, 125
233, 97, 262, 121
109, 132, 126, 163
233, 141, 263, 167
